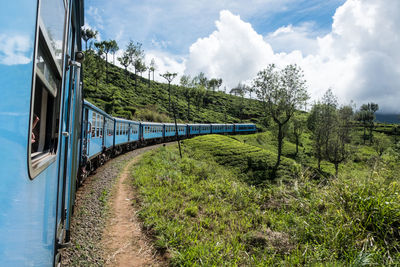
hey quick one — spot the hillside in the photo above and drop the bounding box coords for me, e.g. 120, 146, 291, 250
376, 113, 400, 124
130, 135, 400, 265
82, 51, 265, 127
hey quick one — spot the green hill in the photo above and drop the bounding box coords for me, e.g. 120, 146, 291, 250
82, 51, 265, 126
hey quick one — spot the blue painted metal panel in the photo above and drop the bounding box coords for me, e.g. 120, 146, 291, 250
188, 124, 200, 135
104, 117, 114, 149
177, 124, 187, 136
234, 123, 257, 132
225, 124, 234, 133
142, 122, 163, 140
199, 124, 211, 134
129, 122, 140, 142
114, 118, 130, 145
211, 124, 225, 134
164, 123, 177, 137
85, 106, 104, 158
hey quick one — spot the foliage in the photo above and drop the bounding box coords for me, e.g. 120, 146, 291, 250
82, 52, 264, 124
373, 132, 392, 156
355, 102, 379, 144
182, 135, 300, 183
254, 64, 309, 170
131, 143, 400, 266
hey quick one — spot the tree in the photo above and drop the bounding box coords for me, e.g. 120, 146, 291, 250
208, 78, 223, 92
291, 114, 306, 157
230, 83, 247, 120
117, 51, 131, 79
93, 42, 105, 85
160, 72, 177, 114
307, 102, 325, 170
193, 85, 206, 113
247, 86, 255, 99
96, 40, 118, 82
373, 132, 392, 157
254, 64, 309, 172
137, 60, 147, 78
355, 103, 379, 144
81, 27, 98, 51
160, 72, 182, 158
180, 75, 193, 121
193, 72, 208, 87
126, 41, 145, 90
325, 105, 353, 176
109, 40, 119, 64
149, 58, 156, 81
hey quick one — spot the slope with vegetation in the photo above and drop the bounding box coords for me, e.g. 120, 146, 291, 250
130, 136, 400, 265
82, 50, 265, 126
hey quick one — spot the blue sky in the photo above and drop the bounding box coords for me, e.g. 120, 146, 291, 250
85, 0, 344, 55
84, 0, 400, 113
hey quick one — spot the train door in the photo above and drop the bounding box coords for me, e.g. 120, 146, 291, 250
54, 1, 83, 263
82, 108, 90, 159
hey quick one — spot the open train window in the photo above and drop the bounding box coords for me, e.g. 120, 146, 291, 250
29, 0, 67, 178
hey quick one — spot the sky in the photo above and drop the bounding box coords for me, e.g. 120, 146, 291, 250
84, 0, 400, 113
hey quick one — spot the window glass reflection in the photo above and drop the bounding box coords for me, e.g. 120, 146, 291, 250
39, 0, 65, 69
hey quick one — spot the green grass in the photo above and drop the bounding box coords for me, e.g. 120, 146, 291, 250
182, 134, 300, 184
130, 139, 400, 266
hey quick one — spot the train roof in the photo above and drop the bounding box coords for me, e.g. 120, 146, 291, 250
83, 100, 113, 118
187, 123, 210, 126
114, 117, 140, 124
140, 121, 164, 126
163, 123, 187, 126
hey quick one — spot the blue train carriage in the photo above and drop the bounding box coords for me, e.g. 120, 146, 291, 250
234, 123, 257, 134
177, 123, 187, 137
0, 0, 84, 265
225, 124, 234, 134
128, 119, 140, 148
81, 100, 109, 167
211, 123, 226, 134
114, 117, 140, 152
187, 124, 201, 136
141, 121, 164, 144
164, 123, 177, 141
198, 123, 212, 135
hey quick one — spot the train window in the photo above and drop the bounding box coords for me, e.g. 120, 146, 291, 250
96, 114, 99, 137
29, 0, 67, 177
100, 116, 103, 137
92, 112, 96, 137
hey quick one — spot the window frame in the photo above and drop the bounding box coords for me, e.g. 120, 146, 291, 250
28, 0, 68, 179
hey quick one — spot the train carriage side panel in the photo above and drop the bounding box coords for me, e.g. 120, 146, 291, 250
142, 122, 163, 140
129, 122, 140, 142
0, 0, 84, 265
83, 101, 105, 159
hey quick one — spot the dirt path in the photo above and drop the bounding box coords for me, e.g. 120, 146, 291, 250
102, 148, 166, 267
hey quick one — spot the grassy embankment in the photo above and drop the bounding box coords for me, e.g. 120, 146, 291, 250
130, 134, 400, 265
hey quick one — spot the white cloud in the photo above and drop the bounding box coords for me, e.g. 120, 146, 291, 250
264, 23, 319, 55
0, 34, 32, 65
185, 10, 274, 89
144, 51, 186, 84
184, 1, 400, 113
